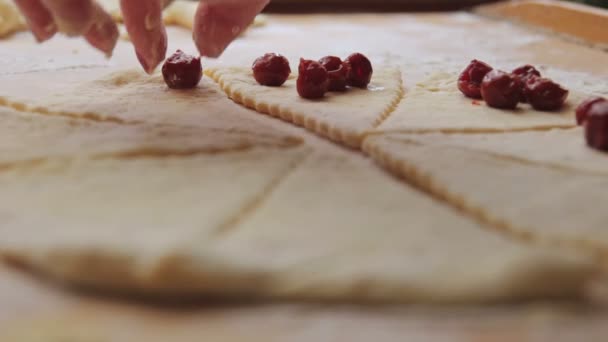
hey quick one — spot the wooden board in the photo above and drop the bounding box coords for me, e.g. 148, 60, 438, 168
1, 1, 608, 340
475, 0, 608, 47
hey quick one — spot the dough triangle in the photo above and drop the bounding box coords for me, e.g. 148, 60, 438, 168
206, 66, 403, 148
373, 66, 600, 134
364, 133, 608, 255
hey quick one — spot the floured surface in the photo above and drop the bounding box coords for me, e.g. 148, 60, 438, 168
0, 150, 598, 302
364, 134, 608, 254
207, 66, 403, 148
373, 66, 593, 134
389, 128, 608, 176
0, 106, 301, 166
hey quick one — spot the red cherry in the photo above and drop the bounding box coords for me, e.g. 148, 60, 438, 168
319, 56, 342, 71
345, 53, 373, 88
480, 70, 521, 110
524, 78, 569, 111
252, 53, 291, 87
297, 59, 329, 99
512, 64, 541, 81
576, 96, 607, 125
512, 65, 541, 103
319, 56, 349, 92
162, 50, 202, 89
458, 59, 493, 99
585, 101, 608, 152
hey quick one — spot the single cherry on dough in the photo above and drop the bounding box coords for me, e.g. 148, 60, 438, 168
458, 59, 493, 99
585, 100, 608, 152
480, 70, 521, 110
524, 78, 569, 111
297, 59, 329, 99
162, 50, 203, 89
345, 53, 373, 88
319, 56, 350, 92
252, 53, 292, 87
511, 64, 541, 103
576, 96, 607, 125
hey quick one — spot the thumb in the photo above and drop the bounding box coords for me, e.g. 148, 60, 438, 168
193, 0, 269, 58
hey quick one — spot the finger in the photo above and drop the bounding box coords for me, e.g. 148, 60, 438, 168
193, 0, 269, 58
120, 0, 168, 74
40, 0, 95, 36
84, 3, 119, 57
14, 0, 57, 42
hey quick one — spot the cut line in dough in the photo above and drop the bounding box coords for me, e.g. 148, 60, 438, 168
364, 133, 608, 259
0, 105, 302, 169
206, 66, 404, 148
0, 150, 600, 303
372, 67, 593, 135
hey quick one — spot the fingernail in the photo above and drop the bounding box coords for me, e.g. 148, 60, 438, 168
136, 32, 167, 74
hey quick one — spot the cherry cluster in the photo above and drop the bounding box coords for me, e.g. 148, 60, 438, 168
252, 53, 374, 99
458, 60, 568, 111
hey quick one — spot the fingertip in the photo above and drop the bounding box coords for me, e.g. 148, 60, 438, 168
84, 7, 119, 57
14, 0, 57, 42
121, 0, 168, 73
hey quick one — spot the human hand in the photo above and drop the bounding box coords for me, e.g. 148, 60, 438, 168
13, 0, 270, 74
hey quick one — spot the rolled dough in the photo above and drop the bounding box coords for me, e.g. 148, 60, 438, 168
0, 105, 301, 167
0, 0, 25, 38
0, 67, 299, 131
207, 66, 403, 148
364, 133, 608, 256
373, 68, 593, 134
0, 150, 598, 302
377, 128, 608, 176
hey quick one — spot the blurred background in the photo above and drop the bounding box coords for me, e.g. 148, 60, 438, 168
264, 0, 608, 11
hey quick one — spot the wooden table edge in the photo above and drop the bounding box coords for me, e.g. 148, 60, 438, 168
473, 0, 608, 47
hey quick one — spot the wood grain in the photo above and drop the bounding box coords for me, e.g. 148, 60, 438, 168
475, 0, 608, 47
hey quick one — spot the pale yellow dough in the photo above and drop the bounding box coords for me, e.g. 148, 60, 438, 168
374, 69, 590, 134
207, 66, 404, 148
383, 128, 608, 176
0, 68, 298, 131
0, 150, 598, 302
364, 134, 608, 255
0, 106, 301, 167
0, 0, 25, 38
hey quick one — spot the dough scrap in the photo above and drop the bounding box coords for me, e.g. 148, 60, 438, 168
0, 151, 598, 302
206, 66, 403, 148
364, 134, 608, 255
373, 68, 592, 134
0, 106, 302, 167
